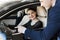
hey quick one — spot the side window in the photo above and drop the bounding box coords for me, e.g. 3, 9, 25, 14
1, 13, 17, 26
1, 9, 25, 29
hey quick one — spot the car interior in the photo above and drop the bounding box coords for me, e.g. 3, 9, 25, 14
0, 1, 57, 40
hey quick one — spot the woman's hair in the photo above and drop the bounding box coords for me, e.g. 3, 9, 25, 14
27, 7, 37, 12
27, 6, 38, 17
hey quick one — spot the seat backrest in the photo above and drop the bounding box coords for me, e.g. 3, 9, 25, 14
37, 6, 47, 28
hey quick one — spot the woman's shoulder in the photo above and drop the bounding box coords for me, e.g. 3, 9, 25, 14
35, 20, 43, 25
37, 19, 43, 23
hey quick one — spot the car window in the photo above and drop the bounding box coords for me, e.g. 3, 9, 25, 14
1, 9, 25, 25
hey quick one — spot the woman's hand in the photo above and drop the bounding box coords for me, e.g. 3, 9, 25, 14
18, 26, 27, 34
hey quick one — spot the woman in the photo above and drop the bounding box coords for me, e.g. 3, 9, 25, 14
23, 7, 43, 31
20, 7, 43, 40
